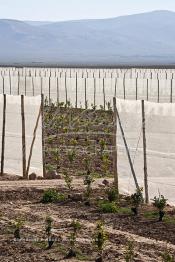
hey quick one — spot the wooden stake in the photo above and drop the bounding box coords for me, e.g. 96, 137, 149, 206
26, 104, 42, 178
21, 95, 27, 179
41, 94, 46, 178
113, 97, 119, 193
76, 73, 78, 108
115, 101, 140, 190
1, 94, 6, 175
142, 100, 149, 203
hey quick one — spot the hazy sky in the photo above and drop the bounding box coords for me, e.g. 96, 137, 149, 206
0, 0, 175, 21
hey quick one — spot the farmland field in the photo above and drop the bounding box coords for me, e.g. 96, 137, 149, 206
0, 67, 175, 261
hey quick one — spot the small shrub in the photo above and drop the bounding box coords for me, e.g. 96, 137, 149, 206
124, 240, 135, 262
161, 249, 174, 262
93, 221, 108, 262
12, 218, 25, 240
45, 216, 54, 249
84, 174, 94, 206
152, 194, 167, 222
68, 150, 76, 163
130, 188, 143, 215
99, 201, 118, 213
42, 189, 65, 203
106, 187, 118, 202
63, 171, 73, 191
65, 220, 81, 259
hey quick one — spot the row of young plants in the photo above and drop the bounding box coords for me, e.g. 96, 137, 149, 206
11, 184, 174, 262
44, 100, 114, 178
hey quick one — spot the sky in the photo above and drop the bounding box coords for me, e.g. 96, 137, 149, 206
0, 0, 175, 21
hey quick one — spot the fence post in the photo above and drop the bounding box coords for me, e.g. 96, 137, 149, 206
157, 79, 160, 103
76, 73, 78, 108
147, 79, 149, 101
85, 78, 87, 109
141, 100, 149, 203
21, 95, 27, 179
94, 78, 96, 108
170, 79, 173, 103
1, 94, 6, 175
41, 94, 46, 178
116, 102, 140, 191
113, 97, 119, 194
103, 78, 105, 109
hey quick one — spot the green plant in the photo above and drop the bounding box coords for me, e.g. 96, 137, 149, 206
42, 189, 65, 203
12, 218, 25, 240
124, 240, 135, 262
101, 152, 111, 176
63, 171, 73, 191
130, 188, 143, 215
45, 216, 54, 249
161, 249, 174, 262
152, 194, 167, 222
68, 149, 76, 163
93, 221, 108, 262
99, 139, 106, 154
65, 220, 81, 258
106, 187, 118, 202
84, 174, 94, 206
99, 201, 118, 213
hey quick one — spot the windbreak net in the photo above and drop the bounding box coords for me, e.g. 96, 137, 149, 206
116, 98, 175, 205
0, 95, 43, 177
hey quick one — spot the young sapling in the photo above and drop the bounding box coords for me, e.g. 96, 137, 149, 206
130, 188, 143, 216
152, 194, 167, 222
93, 221, 108, 262
65, 220, 81, 259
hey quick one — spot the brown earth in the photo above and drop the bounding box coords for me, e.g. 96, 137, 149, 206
0, 179, 175, 262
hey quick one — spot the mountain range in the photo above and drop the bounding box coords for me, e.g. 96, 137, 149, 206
0, 11, 175, 66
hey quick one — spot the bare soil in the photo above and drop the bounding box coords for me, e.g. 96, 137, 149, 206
0, 179, 175, 262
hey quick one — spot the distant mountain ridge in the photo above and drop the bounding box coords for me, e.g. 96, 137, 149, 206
0, 11, 175, 66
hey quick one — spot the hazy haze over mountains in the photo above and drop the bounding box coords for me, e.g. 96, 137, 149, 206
0, 11, 175, 66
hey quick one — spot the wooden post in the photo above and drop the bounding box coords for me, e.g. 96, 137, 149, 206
85, 78, 87, 109
26, 104, 42, 178
2, 77, 4, 94
94, 78, 96, 108
147, 79, 149, 101
21, 95, 27, 179
142, 100, 149, 203
9, 76, 12, 95
32, 77, 34, 96
57, 77, 59, 104
123, 77, 126, 99
18, 73, 20, 95
1, 94, 6, 175
65, 75, 68, 105
157, 79, 160, 103
136, 78, 138, 100
113, 97, 119, 194
115, 102, 140, 190
41, 94, 46, 178
76, 73, 78, 108
49, 77, 51, 105
103, 78, 105, 109
114, 78, 117, 97
170, 79, 173, 103
24, 76, 27, 96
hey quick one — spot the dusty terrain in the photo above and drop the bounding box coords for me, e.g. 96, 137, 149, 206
0, 179, 175, 262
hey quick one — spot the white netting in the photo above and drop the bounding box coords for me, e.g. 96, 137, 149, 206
0, 95, 43, 177
116, 98, 175, 205
1, 68, 175, 107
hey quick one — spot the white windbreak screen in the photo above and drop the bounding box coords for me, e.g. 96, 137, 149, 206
116, 98, 175, 205
1, 95, 43, 176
